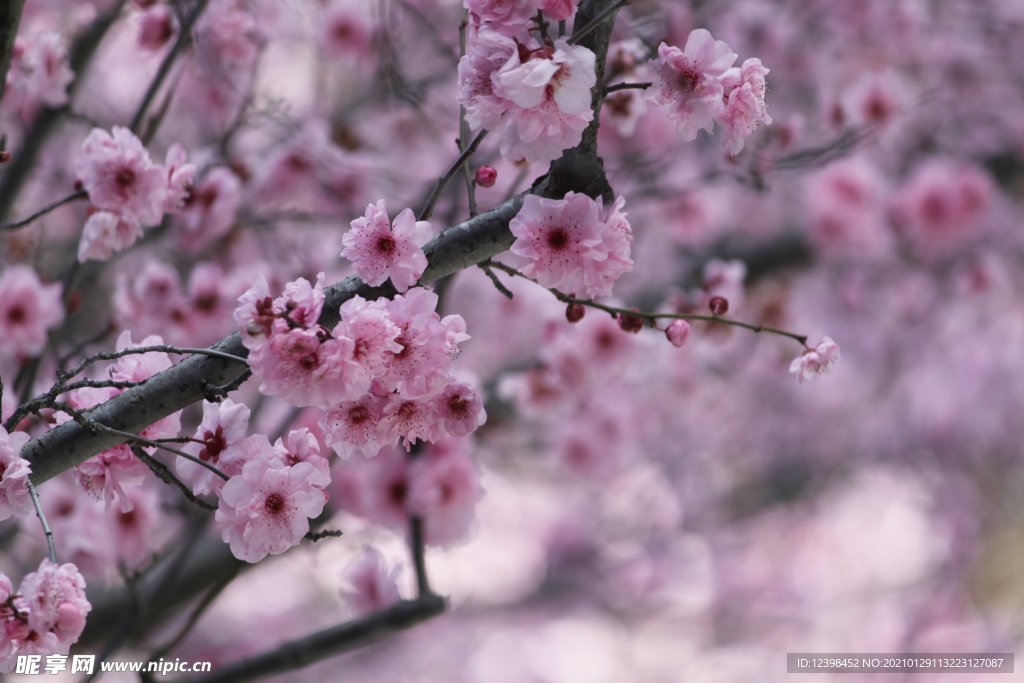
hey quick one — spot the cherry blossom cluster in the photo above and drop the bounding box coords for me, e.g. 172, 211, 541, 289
57, 333, 181, 512
214, 427, 331, 562
0, 560, 90, 674
506, 192, 633, 299
333, 439, 484, 546
114, 261, 248, 346
0, 265, 64, 360
235, 276, 483, 456
459, 0, 596, 163
647, 29, 771, 155
72, 127, 195, 262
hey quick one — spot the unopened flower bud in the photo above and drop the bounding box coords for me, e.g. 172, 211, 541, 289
617, 311, 644, 333
565, 302, 585, 323
709, 295, 729, 316
665, 320, 691, 347
475, 165, 497, 188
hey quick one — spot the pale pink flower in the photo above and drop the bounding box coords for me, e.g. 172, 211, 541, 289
717, 57, 771, 155
379, 289, 464, 399
177, 167, 242, 250
14, 560, 91, 655
321, 394, 386, 459
337, 295, 403, 375
272, 428, 330, 481
495, 39, 594, 116
339, 546, 402, 616
77, 210, 144, 263
507, 192, 633, 299
458, 29, 518, 133
407, 441, 483, 546
73, 126, 168, 226
234, 275, 275, 350
840, 69, 906, 129
0, 265, 64, 358
0, 427, 32, 521
342, 200, 432, 292
108, 485, 166, 569
647, 30, 737, 140
273, 273, 326, 329
162, 143, 196, 213
378, 395, 435, 450
215, 455, 330, 563
431, 381, 486, 438
789, 337, 840, 383
333, 446, 410, 528
177, 399, 252, 496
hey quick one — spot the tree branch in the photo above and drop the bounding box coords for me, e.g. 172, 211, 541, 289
176, 595, 447, 683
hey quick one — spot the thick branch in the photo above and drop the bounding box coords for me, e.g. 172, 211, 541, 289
177, 595, 447, 683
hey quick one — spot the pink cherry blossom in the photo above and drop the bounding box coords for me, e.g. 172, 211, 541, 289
378, 395, 435, 450
274, 273, 326, 329
341, 200, 432, 293
0, 265, 64, 358
272, 428, 330, 480
10, 560, 91, 658
162, 143, 196, 214
77, 210, 143, 263
177, 167, 242, 250
647, 30, 737, 140
337, 295, 403, 375
407, 440, 484, 546
431, 381, 487, 438
0, 427, 32, 521
507, 192, 633, 299
340, 546, 402, 617
718, 57, 772, 155
321, 394, 386, 459
72, 126, 168, 226
466, 0, 536, 31
789, 337, 841, 383
215, 454, 330, 563
177, 399, 252, 496
6, 32, 74, 111
234, 275, 275, 350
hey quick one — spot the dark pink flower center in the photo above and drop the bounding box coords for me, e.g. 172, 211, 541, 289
547, 227, 570, 250
677, 65, 699, 93
116, 168, 136, 188
447, 394, 469, 416
349, 405, 370, 424
200, 427, 227, 462
6, 304, 26, 324
376, 235, 397, 255
265, 493, 285, 514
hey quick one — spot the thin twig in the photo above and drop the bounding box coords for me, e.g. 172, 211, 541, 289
483, 260, 810, 346
129, 0, 212, 133
604, 81, 651, 94
131, 447, 217, 512
0, 190, 87, 232
26, 479, 57, 563
419, 130, 488, 221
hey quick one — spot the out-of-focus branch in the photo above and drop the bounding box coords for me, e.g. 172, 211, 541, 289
0, 0, 25, 107
176, 595, 447, 683
0, 0, 126, 221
